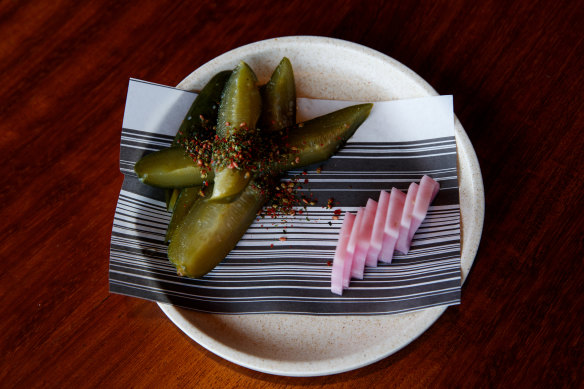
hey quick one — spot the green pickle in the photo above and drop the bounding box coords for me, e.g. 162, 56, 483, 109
165, 185, 210, 243
211, 61, 261, 201
134, 147, 211, 188
135, 148, 212, 188
135, 71, 230, 189
210, 168, 250, 202
259, 57, 296, 132
278, 103, 373, 170
168, 183, 265, 278
173, 70, 231, 144
216, 62, 261, 138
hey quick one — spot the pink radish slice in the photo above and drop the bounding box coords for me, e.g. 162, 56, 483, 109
342, 211, 359, 288
395, 182, 419, 254
348, 208, 365, 280
331, 212, 355, 295
342, 247, 353, 289
406, 175, 440, 245
431, 178, 440, 200
351, 201, 375, 279
366, 190, 390, 265
379, 187, 406, 263
359, 199, 379, 268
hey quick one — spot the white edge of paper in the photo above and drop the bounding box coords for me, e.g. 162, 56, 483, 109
122, 79, 453, 142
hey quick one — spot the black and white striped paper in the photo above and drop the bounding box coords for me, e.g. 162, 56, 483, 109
109, 79, 461, 315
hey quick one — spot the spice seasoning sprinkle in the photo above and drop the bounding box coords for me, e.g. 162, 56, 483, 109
173, 116, 347, 230
326, 197, 334, 209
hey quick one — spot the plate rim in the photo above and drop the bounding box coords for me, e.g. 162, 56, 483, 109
157, 35, 485, 376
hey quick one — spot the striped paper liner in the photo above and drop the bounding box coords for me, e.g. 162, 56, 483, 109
109, 80, 461, 315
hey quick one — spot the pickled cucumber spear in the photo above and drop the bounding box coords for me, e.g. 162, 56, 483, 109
210, 61, 261, 201
259, 57, 296, 132
168, 183, 266, 277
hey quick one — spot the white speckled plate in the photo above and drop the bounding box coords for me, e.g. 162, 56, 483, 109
158, 36, 484, 376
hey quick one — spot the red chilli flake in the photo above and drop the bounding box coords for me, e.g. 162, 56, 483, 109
326, 198, 334, 209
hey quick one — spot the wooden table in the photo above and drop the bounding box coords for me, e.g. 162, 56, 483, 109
1, 1, 582, 387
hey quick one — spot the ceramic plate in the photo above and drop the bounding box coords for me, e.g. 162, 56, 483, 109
157, 36, 484, 376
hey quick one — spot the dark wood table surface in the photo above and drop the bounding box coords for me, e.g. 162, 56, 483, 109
1, 1, 582, 387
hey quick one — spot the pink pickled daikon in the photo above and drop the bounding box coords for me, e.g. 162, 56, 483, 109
366, 190, 390, 265
379, 187, 406, 263
350, 206, 372, 280
406, 175, 440, 245
395, 182, 419, 254
360, 199, 378, 267
331, 212, 356, 295
347, 208, 365, 281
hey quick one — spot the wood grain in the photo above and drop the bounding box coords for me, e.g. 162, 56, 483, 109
1, 1, 582, 387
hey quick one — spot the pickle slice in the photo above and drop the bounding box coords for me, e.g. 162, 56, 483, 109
165, 185, 210, 243
211, 61, 261, 201
259, 57, 296, 132
216, 61, 262, 138
173, 70, 231, 145
276, 103, 373, 170
134, 147, 209, 188
210, 168, 250, 202
168, 183, 265, 278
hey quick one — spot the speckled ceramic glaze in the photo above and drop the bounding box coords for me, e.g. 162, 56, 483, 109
158, 36, 485, 376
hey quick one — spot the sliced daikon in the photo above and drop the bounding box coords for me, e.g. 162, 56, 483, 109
348, 207, 365, 279
359, 199, 378, 268
395, 182, 419, 254
331, 212, 356, 295
366, 190, 390, 265
406, 175, 440, 245
379, 187, 406, 263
